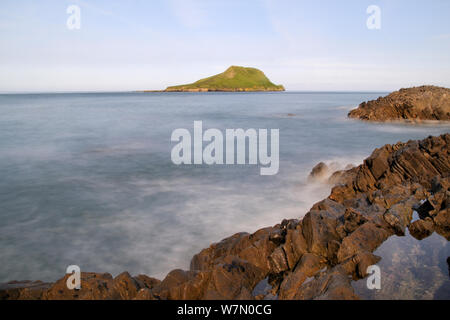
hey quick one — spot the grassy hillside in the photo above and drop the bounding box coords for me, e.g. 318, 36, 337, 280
165, 66, 285, 92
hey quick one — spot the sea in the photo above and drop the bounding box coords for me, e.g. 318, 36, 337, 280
0, 91, 448, 298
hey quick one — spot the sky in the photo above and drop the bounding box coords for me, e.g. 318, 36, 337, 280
0, 0, 449, 92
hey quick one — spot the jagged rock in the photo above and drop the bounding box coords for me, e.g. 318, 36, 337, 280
190, 227, 278, 274
383, 198, 415, 235
113, 272, 145, 300
152, 269, 209, 300
268, 247, 289, 274
45, 272, 119, 300
291, 266, 359, 300
336, 250, 381, 280
387, 140, 445, 190
338, 208, 368, 236
337, 222, 392, 263
202, 256, 264, 300
133, 288, 156, 300
268, 228, 285, 246
278, 253, 326, 299
409, 218, 435, 240
365, 145, 391, 180
0, 281, 51, 300
328, 170, 346, 185
190, 232, 250, 271
282, 225, 308, 270
354, 251, 381, 278
134, 274, 161, 289
301, 198, 348, 260
428, 191, 448, 216
348, 86, 450, 121
381, 185, 414, 208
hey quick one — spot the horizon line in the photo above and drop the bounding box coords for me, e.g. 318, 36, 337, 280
0, 89, 391, 95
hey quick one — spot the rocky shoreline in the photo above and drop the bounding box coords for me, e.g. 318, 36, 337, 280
1, 134, 449, 300
348, 86, 450, 122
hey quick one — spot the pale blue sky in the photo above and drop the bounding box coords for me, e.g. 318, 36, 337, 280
0, 0, 449, 91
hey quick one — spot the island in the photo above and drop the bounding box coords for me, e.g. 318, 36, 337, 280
348, 85, 450, 122
160, 66, 285, 92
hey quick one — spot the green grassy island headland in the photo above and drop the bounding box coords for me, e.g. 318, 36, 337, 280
160, 66, 285, 92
